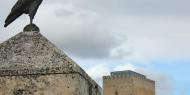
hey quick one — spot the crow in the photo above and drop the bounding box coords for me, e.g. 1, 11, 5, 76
4, 0, 43, 27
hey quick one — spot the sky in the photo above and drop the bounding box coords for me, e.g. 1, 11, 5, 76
0, 0, 190, 95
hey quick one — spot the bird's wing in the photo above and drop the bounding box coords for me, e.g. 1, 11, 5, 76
4, 0, 33, 27
11, 0, 32, 12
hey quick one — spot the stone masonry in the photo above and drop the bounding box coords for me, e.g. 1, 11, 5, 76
0, 30, 101, 95
103, 70, 155, 95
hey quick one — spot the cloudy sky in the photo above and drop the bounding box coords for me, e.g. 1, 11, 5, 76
0, 0, 190, 95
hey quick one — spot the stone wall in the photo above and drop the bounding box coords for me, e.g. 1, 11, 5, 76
103, 76, 133, 95
133, 77, 155, 95
0, 73, 101, 95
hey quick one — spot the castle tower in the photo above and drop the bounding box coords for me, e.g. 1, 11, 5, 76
0, 29, 101, 95
103, 70, 155, 95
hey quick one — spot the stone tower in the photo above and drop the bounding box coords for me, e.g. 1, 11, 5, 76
103, 70, 155, 95
0, 29, 101, 95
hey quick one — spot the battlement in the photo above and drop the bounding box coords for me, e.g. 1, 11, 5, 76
103, 75, 133, 80
111, 70, 146, 79
103, 76, 111, 79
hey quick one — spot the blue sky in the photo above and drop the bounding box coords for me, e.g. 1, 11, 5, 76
152, 59, 190, 95
1, 0, 190, 95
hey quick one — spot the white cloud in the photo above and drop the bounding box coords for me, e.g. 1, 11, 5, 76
1, 0, 190, 61
113, 63, 136, 71
1, 2, 121, 59
34, 3, 121, 59
86, 63, 110, 78
86, 63, 110, 85
103, 15, 190, 63
46, 0, 190, 16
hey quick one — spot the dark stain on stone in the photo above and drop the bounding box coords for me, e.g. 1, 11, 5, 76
89, 83, 93, 95
13, 89, 24, 95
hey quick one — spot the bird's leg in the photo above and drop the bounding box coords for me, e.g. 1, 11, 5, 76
30, 16, 33, 25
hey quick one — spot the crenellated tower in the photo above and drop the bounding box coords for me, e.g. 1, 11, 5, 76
103, 70, 155, 95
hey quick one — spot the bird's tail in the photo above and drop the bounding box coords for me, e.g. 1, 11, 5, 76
4, 11, 23, 27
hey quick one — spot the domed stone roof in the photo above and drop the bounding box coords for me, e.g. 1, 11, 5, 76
0, 28, 102, 95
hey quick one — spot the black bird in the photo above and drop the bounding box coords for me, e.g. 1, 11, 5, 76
4, 0, 43, 27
